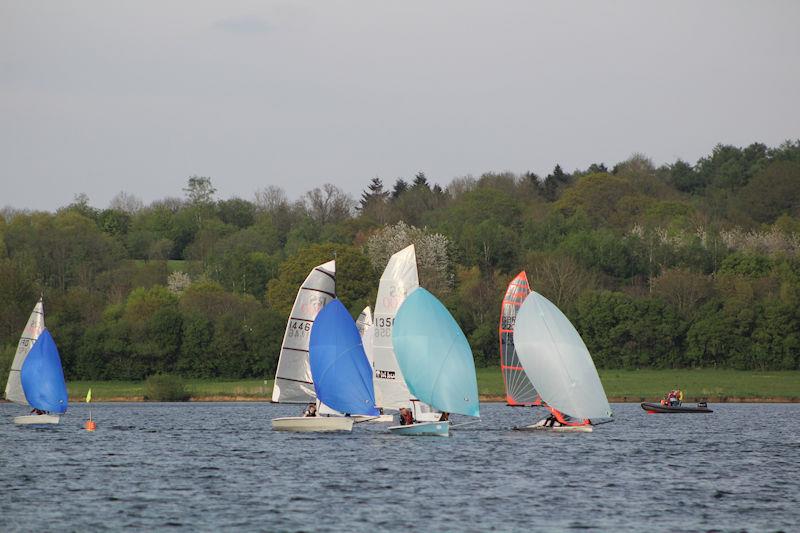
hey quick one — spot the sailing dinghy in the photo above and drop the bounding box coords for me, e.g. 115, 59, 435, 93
272, 300, 379, 432
513, 291, 612, 432
4, 299, 68, 425
388, 288, 480, 437
371, 245, 439, 423
499, 271, 541, 406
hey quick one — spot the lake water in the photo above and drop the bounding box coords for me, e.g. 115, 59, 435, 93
1, 402, 797, 532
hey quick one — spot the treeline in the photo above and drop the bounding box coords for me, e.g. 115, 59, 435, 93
1, 141, 799, 383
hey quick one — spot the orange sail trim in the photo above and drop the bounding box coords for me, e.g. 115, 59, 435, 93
498, 271, 541, 406
548, 405, 590, 426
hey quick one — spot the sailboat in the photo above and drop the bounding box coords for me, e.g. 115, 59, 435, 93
371, 244, 439, 422
388, 288, 480, 437
513, 291, 613, 432
499, 271, 541, 406
272, 300, 379, 432
271, 260, 336, 405
4, 299, 68, 425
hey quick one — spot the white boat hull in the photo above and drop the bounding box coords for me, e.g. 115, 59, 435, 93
388, 421, 449, 437
353, 414, 395, 423
271, 416, 354, 432
14, 414, 61, 425
415, 412, 442, 422
518, 423, 593, 433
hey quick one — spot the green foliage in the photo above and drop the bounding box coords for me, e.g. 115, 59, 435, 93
0, 139, 798, 378
574, 291, 686, 368
143, 374, 191, 401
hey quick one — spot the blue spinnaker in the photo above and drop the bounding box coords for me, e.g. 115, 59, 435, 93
20, 329, 68, 414
392, 288, 480, 417
309, 300, 379, 416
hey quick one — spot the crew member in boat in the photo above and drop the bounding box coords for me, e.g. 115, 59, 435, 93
542, 408, 590, 428
30, 408, 47, 416
399, 407, 415, 425
438, 412, 450, 422
303, 403, 317, 417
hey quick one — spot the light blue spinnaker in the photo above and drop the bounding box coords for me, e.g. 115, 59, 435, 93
392, 288, 480, 418
20, 329, 68, 414
309, 300, 379, 416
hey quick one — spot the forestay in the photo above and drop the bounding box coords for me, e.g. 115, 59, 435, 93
513, 291, 612, 420
392, 288, 480, 418
371, 245, 418, 410
309, 300, 379, 416
271, 260, 336, 403
4, 299, 45, 405
20, 329, 68, 414
499, 272, 540, 406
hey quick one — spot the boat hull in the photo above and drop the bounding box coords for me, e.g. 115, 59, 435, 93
353, 414, 394, 423
271, 416, 354, 432
519, 424, 592, 433
388, 421, 449, 437
641, 403, 713, 413
14, 414, 61, 425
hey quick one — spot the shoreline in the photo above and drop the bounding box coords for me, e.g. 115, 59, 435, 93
2, 395, 791, 403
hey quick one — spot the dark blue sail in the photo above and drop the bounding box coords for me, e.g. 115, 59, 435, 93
20, 329, 68, 414
309, 300, 379, 416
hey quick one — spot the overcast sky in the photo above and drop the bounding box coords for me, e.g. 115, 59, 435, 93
1, 1, 798, 211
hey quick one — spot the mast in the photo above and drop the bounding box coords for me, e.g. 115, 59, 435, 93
499, 272, 541, 406
271, 260, 336, 404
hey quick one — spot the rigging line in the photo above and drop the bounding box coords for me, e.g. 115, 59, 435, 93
281, 347, 309, 353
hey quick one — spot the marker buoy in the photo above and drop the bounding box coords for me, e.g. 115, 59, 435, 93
85, 420, 97, 431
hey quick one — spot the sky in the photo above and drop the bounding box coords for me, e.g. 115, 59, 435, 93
1, 1, 798, 211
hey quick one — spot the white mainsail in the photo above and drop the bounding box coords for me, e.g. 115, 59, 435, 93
4, 299, 45, 406
271, 260, 335, 404
513, 291, 612, 421
371, 245, 418, 410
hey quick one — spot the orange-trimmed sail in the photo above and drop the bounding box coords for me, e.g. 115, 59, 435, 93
499, 271, 541, 406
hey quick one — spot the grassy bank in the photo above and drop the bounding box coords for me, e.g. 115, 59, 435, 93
60, 369, 800, 402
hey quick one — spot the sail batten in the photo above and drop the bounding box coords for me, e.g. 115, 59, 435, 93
499, 272, 540, 406
271, 260, 335, 404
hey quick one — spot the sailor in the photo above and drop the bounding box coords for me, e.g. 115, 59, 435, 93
30, 408, 46, 415
668, 390, 681, 406
438, 412, 450, 422
303, 403, 317, 417
399, 407, 415, 425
